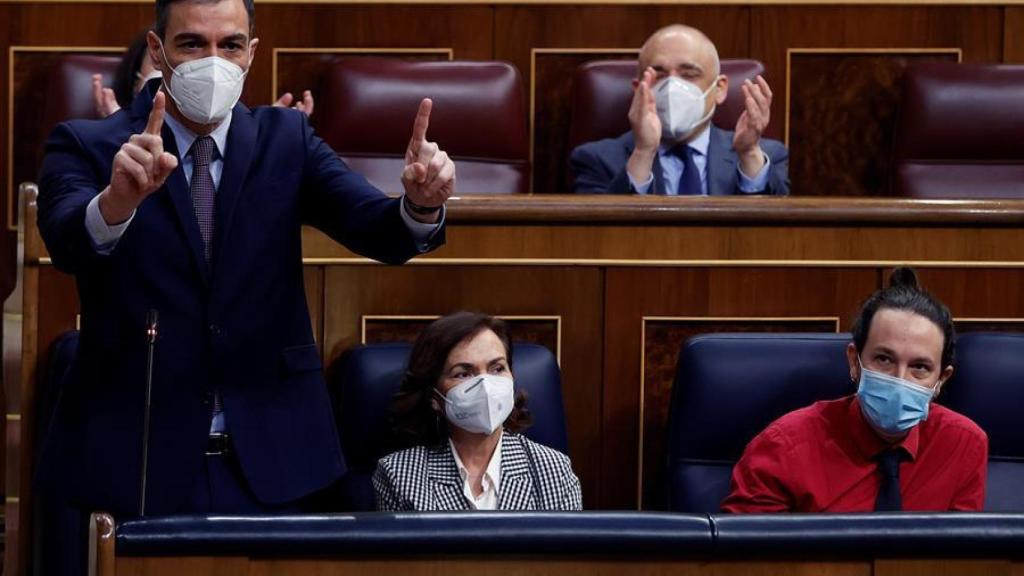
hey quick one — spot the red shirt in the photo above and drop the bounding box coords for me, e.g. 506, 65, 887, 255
722, 395, 988, 513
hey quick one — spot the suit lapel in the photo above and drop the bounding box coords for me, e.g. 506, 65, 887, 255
129, 88, 211, 286
211, 104, 257, 282
707, 126, 738, 196
426, 445, 470, 511
498, 435, 536, 511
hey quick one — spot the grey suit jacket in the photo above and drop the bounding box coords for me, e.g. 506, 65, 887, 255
373, 433, 582, 511
569, 126, 790, 196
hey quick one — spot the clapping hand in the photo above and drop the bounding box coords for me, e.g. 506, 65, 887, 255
92, 73, 121, 118
733, 75, 772, 176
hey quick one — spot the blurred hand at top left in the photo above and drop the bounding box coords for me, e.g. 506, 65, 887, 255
92, 73, 121, 118
274, 90, 315, 117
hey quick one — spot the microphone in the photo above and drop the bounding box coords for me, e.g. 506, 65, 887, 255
139, 309, 159, 517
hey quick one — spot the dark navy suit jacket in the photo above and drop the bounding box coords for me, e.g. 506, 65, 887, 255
35, 83, 444, 515
570, 126, 790, 196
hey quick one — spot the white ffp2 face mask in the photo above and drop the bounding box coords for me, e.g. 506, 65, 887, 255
160, 44, 249, 125
438, 375, 514, 435
654, 76, 717, 142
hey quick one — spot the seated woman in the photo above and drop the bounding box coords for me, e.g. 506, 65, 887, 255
373, 312, 582, 511
722, 267, 988, 512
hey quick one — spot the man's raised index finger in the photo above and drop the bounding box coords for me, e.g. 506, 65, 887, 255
145, 91, 167, 136
410, 98, 432, 143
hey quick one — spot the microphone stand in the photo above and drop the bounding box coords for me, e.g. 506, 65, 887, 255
139, 309, 159, 517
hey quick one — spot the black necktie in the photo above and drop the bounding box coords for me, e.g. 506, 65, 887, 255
874, 449, 903, 511
670, 144, 702, 196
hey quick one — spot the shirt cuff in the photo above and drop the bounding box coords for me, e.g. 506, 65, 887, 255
399, 196, 445, 253
85, 194, 135, 254
737, 153, 771, 193
627, 172, 654, 195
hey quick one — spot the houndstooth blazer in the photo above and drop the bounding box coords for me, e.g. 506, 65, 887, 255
373, 432, 582, 511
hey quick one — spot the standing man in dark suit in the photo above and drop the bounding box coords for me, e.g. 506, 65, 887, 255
571, 25, 789, 195
35, 0, 454, 571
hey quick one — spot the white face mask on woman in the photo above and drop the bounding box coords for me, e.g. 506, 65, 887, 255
159, 42, 250, 125
436, 375, 514, 435
654, 76, 716, 142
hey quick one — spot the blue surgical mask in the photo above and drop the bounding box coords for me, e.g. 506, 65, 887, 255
856, 361, 938, 437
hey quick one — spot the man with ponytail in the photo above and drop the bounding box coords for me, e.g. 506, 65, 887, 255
723, 267, 988, 513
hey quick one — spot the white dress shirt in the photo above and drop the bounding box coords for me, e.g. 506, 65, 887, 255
449, 434, 503, 510
627, 124, 771, 195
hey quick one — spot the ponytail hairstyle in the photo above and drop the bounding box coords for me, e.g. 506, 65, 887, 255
851, 267, 955, 367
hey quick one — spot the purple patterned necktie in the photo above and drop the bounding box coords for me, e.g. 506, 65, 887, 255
189, 135, 216, 262
190, 136, 225, 434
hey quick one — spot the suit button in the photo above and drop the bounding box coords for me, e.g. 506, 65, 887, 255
208, 324, 221, 336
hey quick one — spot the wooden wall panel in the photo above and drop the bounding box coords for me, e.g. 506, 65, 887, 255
321, 265, 604, 506
913, 269, 1024, 321
1006, 8, 1024, 63
602, 267, 878, 509
492, 6, 750, 193
751, 6, 1003, 141
787, 51, 959, 197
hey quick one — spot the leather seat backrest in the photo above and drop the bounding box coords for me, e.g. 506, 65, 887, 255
666, 333, 852, 513
331, 342, 568, 510
317, 57, 530, 194
892, 62, 1024, 198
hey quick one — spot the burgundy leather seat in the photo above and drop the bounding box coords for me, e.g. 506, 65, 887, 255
568, 59, 765, 152
317, 58, 529, 194
893, 62, 1024, 198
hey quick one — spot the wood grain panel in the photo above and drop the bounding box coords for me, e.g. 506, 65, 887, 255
602, 267, 877, 509
787, 51, 959, 197
493, 5, 749, 194
1006, 8, 1024, 63
874, 559, 1011, 576
912, 269, 1024, 320
322, 265, 603, 506
751, 6, 1004, 143
640, 317, 838, 509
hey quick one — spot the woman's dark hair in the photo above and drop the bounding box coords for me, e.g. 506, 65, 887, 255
851, 267, 955, 367
113, 32, 151, 108
390, 311, 533, 448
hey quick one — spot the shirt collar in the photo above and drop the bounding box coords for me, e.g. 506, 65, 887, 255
659, 123, 712, 158
848, 395, 920, 461
163, 108, 231, 161
449, 432, 503, 491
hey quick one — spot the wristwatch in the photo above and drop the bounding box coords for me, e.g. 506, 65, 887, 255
403, 195, 441, 215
